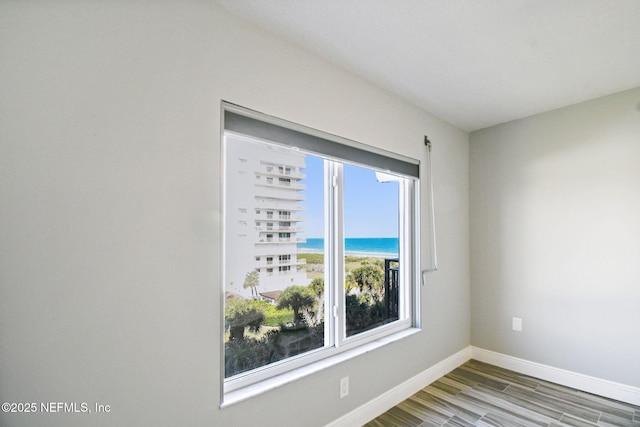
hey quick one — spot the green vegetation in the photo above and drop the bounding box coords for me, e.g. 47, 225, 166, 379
277, 285, 316, 326
224, 286, 324, 377
242, 270, 259, 298
347, 260, 385, 300
224, 299, 265, 342
298, 253, 324, 264
308, 277, 324, 298
344, 258, 393, 336
254, 300, 293, 327
224, 255, 396, 377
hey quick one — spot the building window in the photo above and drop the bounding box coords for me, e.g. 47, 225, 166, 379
278, 177, 291, 186
222, 104, 420, 398
279, 210, 290, 220
278, 232, 291, 242
278, 165, 292, 175
278, 265, 291, 274
278, 254, 291, 263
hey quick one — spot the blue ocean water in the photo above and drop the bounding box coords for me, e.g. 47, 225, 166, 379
298, 237, 399, 257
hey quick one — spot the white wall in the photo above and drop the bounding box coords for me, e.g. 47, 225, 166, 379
470, 87, 640, 387
0, 1, 470, 426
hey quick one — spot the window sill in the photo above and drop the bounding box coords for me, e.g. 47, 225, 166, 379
221, 327, 420, 408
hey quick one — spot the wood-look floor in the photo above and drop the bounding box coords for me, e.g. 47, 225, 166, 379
364, 360, 640, 427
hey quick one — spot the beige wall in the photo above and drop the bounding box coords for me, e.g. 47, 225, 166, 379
0, 1, 470, 426
470, 87, 640, 387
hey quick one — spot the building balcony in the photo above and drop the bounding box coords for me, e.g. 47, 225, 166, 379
255, 199, 305, 211
255, 181, 306, 191
254, 212, 306, 222
255, 189, 306, 201
255, 226, 304, 232
254, 258, 307, 269
384, 258, 400, 320
280, 226, 305, 232
256, 239, 301, 245
257, 164, 306, 180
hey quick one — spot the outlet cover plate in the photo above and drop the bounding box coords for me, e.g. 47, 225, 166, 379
512, 317, 523, 332
340, 377, 349, 398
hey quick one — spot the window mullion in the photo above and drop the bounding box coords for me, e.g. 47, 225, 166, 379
325, 160, 344, 347
324, 160, 336, 348
331, 162, 345, 347
399, 179, 410, 321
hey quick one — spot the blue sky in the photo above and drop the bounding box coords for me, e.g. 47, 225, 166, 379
300, 154, 399, 238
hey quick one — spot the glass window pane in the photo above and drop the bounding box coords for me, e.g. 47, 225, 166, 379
224, 134, 327, 379
343, 164, 401, 337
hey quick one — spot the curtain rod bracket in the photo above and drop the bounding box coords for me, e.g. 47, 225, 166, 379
424, 135, 432, 152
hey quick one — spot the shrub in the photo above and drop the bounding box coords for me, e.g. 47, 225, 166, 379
224, 299, 265, 342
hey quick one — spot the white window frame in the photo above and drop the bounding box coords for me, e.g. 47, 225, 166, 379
221, 103, 422, 405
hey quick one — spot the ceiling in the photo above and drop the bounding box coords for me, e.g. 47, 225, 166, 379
214, 0, 640, 131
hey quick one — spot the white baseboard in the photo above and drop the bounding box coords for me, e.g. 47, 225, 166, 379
471, 347, 640, 406
325, 346, 472, 427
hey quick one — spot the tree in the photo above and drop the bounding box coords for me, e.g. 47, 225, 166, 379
276, 285, 316, 326
351, 263, 384, 300
225, 299, 265, 342
309, 277, 325, 299
242, 270, 259, 298
304, 278, 325, 327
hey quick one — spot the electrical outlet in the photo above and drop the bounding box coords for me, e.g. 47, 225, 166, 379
512, 317, 523, 332
340, 376, 349, 398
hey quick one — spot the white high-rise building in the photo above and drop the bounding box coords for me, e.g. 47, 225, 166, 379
224, 133, 309, 300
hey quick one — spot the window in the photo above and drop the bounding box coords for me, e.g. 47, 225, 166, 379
279, 210, 290, 220
278, 165, 292, 175
222, 104, 420, 398
278, 265, 291, 274
278, 254, 291, 263
278, 232, 291, 242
